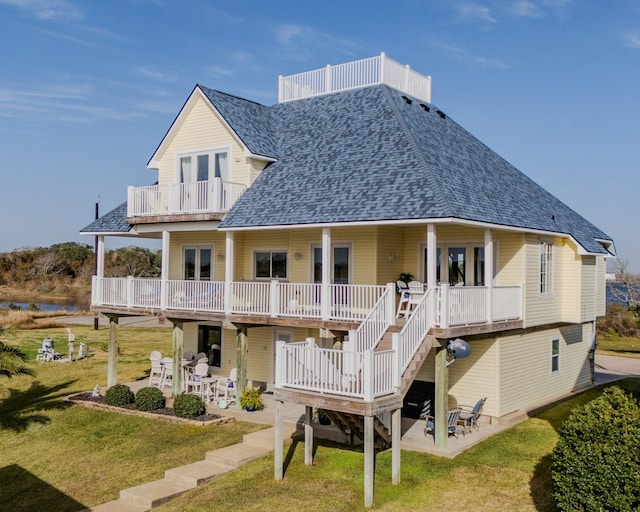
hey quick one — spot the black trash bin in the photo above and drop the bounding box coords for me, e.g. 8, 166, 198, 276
402, 380, 434, 419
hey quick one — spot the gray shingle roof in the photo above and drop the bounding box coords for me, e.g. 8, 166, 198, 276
80, 202, 131, 233
217, 84, 611, 254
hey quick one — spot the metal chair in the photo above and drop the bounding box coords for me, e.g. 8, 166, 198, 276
458, 397, 486, 433
424, 408, 463, 440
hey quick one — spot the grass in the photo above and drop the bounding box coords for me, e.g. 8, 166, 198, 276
597, 335, 640, 355
1, 321, 639, 511
0, 322, 264, 511
153, 379, 640, 512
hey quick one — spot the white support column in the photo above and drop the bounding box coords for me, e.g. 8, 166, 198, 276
321, 228, 331, 320
440, 283, 450, 329
427, 224, 436, 290
364, 415, 375, 508
386, 282, 396, 326
392, 408, 401, 485
96, 235, 105, 278
161, 230, 170, 310
274, 400, 284, 480
304, 406, 314, 466
275, 340, 285, 388
485, 228, 494, 324
225, 231, 234, 315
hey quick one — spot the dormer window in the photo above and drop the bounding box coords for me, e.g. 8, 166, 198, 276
178, 149, 228, 183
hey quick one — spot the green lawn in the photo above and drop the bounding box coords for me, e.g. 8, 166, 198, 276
1, 323, 638, 511
0, 324, 264, 511
597, 335, 640, 355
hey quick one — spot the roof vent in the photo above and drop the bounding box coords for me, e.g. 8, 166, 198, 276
436, 110, 446, 119
401, 95, 412, 105
419, 103, 430, 112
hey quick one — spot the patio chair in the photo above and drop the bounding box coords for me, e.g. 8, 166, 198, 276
185, 361, 210, 398
404, 281, 425, 318
458, 397, 486, 433
214, 367, 237, 403
424, 407, 462, 440
160, 359, 173, 389
396, 280, 410, 318
148, 351, 164, 388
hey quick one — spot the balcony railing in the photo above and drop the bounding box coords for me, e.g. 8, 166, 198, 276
278, 52, 432, 104
127, 179, 246, 217
92, 277, 523, 328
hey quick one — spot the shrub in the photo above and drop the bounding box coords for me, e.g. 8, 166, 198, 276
552, 386, 640, 511
173, 393, 205, 419
238, 387, 264, 411
134, 386, 165, 411
105, 384, 134, 407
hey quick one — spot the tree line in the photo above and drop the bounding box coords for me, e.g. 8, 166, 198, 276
0, 242, 161, 303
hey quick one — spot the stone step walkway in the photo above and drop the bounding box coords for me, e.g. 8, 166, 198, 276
85, 424, 300, 512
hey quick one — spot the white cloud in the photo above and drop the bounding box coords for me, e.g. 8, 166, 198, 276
271, 24, 360, 60
208, 65, 234, 78
0, 0, 82, 21
434, 41, 508, 69
457, 2, 497, 23
624, 32, 640, 47
513, 0, 542, 17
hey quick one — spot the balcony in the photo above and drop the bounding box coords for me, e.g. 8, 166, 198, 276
91, 277, 522, 329
278, 52, 432, 104
127, 179, 246, 218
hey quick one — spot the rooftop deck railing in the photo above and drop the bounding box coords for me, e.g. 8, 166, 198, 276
127, 179, 246, 217
278, 52, 432, 104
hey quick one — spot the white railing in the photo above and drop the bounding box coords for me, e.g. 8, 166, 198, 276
394, 288, 435, 376
229, 281, 271, 315
278, 282, 322, 318
275, 339, 395, 400
330, 284, 386, 321
127, 179, 246, 217
437, 284, 523, 328
279, 52, 432, 104
166, 280, 225, 312
348, 284, 394, 353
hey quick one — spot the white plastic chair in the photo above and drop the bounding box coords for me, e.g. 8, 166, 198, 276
396, 281, 410, 318
185, 361, 210, 398
214, 368, 237, 403
404, 281, 425, 318
148, 351, 164, 387
160, 359, 173, 389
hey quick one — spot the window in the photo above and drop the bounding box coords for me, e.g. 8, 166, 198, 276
255, 251, 287, 279
198, 325, 221, 368
312, 245, 351, 284
178, 149, 228, 183
184, 246, 212, 280
540, 241, 553, 294
551, 338, 560, 374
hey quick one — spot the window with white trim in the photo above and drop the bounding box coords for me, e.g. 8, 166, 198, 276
178, 149, 229, 183
551, 338, 560, 374
183, 246, 212, 280
255, 251, 287, 279
540, 241, 553, 295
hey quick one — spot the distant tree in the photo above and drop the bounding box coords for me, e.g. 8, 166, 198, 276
610, 259, 640, 310
105, 246, 161, 277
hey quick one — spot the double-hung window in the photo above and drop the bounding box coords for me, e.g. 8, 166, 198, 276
551, 338, 560, 374
255, 251, 287, 279
540, 241, 553, 295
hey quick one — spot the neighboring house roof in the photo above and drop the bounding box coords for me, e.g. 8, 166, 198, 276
80, 202, 132, 234
215, 84, 612, 255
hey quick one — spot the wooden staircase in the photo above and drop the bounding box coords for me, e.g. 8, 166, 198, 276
320, 327, 436, 449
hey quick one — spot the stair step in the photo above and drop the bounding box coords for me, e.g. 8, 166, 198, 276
85, 499, 148, 512
165, 460, 233, 487
206, 442, 272, 467
120, 478, 194, 509
242, 424, 299, 448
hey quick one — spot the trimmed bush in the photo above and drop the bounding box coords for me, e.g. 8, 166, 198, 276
134, 386, 165, 412
173, 393, 205, 419
552, 386, 640, 511
105, 384, 134, 407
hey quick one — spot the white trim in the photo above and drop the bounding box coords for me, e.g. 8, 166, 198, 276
134, 221, 221, 233
182, 244, 214, 281
175, 146, 231, 183
310, 241, 353, 284
550, 337, 560, 375
252, 248, 289, 280
220, 217, 611, 257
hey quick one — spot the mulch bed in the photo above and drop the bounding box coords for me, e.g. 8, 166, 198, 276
67, 392, 233, 426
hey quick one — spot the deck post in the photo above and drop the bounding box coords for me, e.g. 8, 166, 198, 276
160, 231, 169, 310
434, 344, 449, 448
305, 406, 314, 465
392, 408, 401, 484
107, 314, 119, 387
224, 232, 234, 315
364, 415, 375, 508
172, 320, 184, 397
274, 399, 284, 480
236, 326, 248, 408
321, 228, 331, 320
485, 228, 494, 323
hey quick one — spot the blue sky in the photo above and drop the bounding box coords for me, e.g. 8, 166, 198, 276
0, 0, 638, 271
